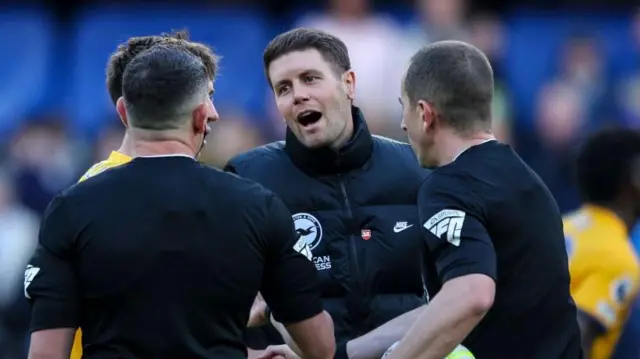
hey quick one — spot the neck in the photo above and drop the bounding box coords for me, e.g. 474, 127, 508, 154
284, 105, 373, 176
329, 110, 355, 151
128, 128, 196, 158
116, 132, 134, 157
436, 129, 495, 166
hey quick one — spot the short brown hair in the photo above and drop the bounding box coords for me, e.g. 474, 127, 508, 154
122, 45, 210, 130
106, 30, 219, 105
404, 41, 494, 134
262, 28, 350, 85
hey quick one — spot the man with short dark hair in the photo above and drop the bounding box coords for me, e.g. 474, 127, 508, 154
564, 128, 640, 359
401, 41, 494, 139
118, 46, 215, 131
383, 41, 582, 358
227, 28, 430, 359
260, 27, 355, 150
80, 30, 216, 181
25, 45, 335, 359
70, 31, 226, 359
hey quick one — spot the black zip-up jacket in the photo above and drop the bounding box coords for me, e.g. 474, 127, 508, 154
226, 107, 429, 344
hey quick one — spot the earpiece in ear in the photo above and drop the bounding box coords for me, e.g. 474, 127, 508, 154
200, 122, 212, 149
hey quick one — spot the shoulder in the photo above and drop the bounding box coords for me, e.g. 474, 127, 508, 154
199, 164, 279, 208
371, 135, 429, 177
55, 168, 116, 211
225, 141, 286, 174
567, 216, 638, 271
419, 166, 477, 202
418, 143, 526, 210
603, 238, 640, 273
39, 184, 83, 231
563, 209, 591, 228
416, 166, 488, 230
205, 167, 289, 231
418, 169, 482, 222
600, 245, 640, 302
563, 209, 592, 237
371, 135, 416, 158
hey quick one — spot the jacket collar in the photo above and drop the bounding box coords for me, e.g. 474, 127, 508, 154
285, 106, 373, 176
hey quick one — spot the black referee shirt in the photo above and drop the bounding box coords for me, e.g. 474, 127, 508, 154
25, 156, 323, 359
418, 141, 583, 359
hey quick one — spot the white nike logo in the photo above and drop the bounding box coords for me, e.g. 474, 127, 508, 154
393, 222, 413, 233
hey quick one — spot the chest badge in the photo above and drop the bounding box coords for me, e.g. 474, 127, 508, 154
292, 213, 323, 250
361, 229, 372, 240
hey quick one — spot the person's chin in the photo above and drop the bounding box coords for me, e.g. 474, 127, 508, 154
297, 130, 329, 148
302, 137, 328, 149
296, 125, 328, 148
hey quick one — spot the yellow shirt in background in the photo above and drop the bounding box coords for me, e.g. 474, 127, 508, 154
564, 205, 640, 359
70, 151, 132, 359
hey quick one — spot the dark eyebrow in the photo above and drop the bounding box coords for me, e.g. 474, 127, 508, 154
301, 69, 322, 76
273, 79, 291, 89
273, 69, 323, 89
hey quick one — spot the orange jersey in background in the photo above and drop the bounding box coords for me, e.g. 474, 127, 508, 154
564, 205, 640, 359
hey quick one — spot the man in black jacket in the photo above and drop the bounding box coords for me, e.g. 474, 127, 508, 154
225, 28, 429, 359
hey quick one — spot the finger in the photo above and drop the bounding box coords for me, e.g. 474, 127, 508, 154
257, 349, 274, 359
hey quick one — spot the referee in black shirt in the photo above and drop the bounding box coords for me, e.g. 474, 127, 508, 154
24, 44, 334, 359
382, 41, 583, 359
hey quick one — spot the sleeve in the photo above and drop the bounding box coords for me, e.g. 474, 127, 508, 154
572, 260, 639, 331
259, 194, 324, 324
25, 193, 79, 332
418, 175, 497, 283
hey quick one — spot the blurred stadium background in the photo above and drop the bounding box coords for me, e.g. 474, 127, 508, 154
1, 0, 640, 357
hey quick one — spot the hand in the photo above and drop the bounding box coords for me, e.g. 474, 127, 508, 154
257, 345, 301, 359
248, 293, 269, 327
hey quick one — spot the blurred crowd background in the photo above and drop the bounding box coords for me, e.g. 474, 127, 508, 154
2, 0, 640, 357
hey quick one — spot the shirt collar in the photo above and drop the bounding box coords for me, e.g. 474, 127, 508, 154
284, 106, 374, 176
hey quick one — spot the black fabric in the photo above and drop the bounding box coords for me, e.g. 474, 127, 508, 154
334, 341, 348, 359
418, 141, 583, 359
227, 106, 430, 345
25, 156, 323, 359
284, 107, 373, 176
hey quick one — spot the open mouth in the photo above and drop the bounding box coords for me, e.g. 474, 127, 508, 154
296, 110, 322, 127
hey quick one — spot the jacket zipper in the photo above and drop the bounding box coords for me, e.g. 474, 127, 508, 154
337, 154, 364, 335
339, 180, 360, 285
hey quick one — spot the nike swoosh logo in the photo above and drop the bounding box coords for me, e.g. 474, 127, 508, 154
393, 225, 413, 233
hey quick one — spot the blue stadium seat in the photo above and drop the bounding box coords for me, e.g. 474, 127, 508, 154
0, 8, 53, 135
68, 6, 271, 137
